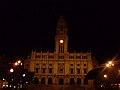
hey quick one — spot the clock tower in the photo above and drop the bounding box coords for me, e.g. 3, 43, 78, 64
55, 16, 68, 53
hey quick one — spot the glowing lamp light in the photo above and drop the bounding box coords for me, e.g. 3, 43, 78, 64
23, 74, 25, 77
15, 62, 18, 66
18, 60, 21, 64
104, 74, 107, 78
106, 63, 110, 67
108, 61, 112, 64
10, 68, 14, 73
3, 78, 5, 81
9, 85, 12, 87
26, 81, 28, 84
21, 63, 23, 66
112, 64, 114, 66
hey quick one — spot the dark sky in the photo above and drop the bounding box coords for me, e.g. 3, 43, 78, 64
0, 0, 120, 63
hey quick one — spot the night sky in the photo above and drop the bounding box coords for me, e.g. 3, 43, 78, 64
0, 0, 120, 63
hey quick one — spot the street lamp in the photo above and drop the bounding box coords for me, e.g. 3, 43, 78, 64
104, 74, 107, 78
23, 74, 25, 77
106, 61, 114, 67
14, 60, 22, 66
18, 60, 21, 64
10, 68, 14, 73
15, 62, 18, 66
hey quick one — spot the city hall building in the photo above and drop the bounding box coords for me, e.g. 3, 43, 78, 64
24, 16, 96, 89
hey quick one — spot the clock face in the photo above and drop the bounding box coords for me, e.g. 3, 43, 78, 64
60, 40, 64, 43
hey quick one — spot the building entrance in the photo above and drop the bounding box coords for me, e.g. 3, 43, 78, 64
59, 78, 64, 85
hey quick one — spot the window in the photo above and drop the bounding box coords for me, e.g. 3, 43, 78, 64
36, 63, 39, 65
69, 56, 74, 59
42, 55, 47, 59
60, 32, 63, 35
84, 64, 86, 66
42, 68, 46, 73
82, 56, 87, 59
60, 69, 63, 73
78, 56, 81, 59
70, 64, 73, 66
77, 69, 80, 74
59, 56, 64, 59
35, 68, 39, 73
59, 56, 61, 59
48, 55, 54, 59
70, 69, 73, 74
35, 55, 41, 58
84, 69, 87, 74
76, 56, 81, 59
77, 64, 80, 66
49, 64, 52, 66
49, 68, 52, 73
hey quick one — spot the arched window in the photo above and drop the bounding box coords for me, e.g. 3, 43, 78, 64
59, 78, 64, 85
48, 78, 52, 84
70, 78, 74, 85
41, 77, 45, 84
77, 78, 81, 85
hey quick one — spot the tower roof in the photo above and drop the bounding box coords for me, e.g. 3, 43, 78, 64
56, 15, 68, 33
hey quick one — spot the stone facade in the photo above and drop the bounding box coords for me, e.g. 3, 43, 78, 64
24, 16, 96, 89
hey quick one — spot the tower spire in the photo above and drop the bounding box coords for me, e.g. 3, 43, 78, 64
55, 16, 68, 53
56, 15, 67, 35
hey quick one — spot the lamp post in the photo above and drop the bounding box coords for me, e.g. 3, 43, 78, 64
14, 60, 22, 67
9, 60, 23, 90
9, 68, 14, 89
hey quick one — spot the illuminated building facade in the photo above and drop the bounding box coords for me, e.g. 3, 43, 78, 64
24, 16, 96, 89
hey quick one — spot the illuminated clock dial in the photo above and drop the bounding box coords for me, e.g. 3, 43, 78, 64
60, 40, 64, 43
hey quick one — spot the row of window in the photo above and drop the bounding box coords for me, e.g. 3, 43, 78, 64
34, 77, 88, 85
69, 68, 87, 74
35, 68, 87, 74
70, 64, 86, 66
35, 55, 88, 59
35, 64, 87, 67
